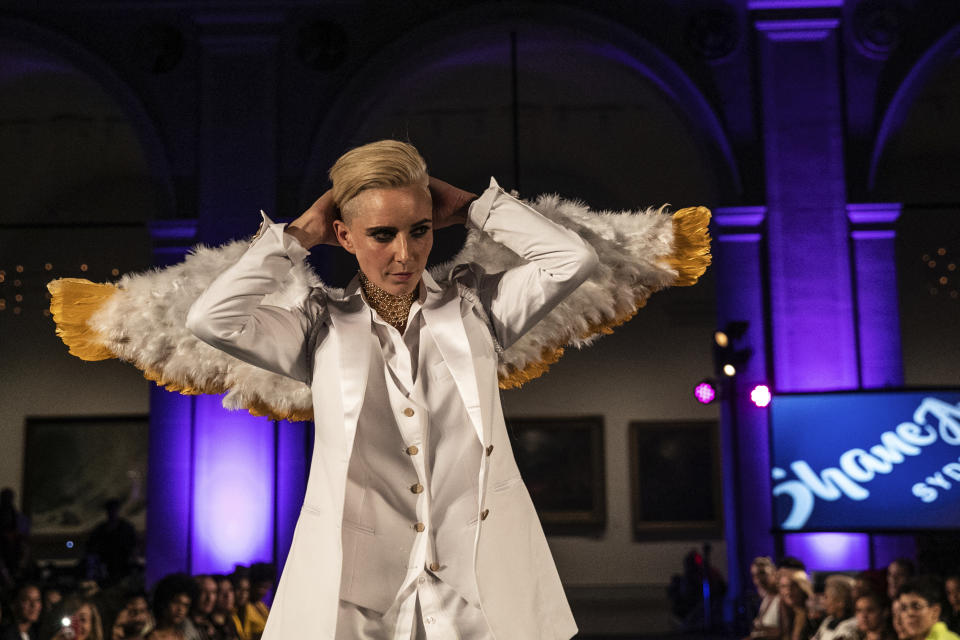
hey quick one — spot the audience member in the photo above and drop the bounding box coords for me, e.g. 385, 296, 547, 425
0, 582, 42, 640
811, 575, 857, 640
147, 574, 196, 640
238, 566, 273, 640
748, 557, 781, 639
888, 559, 916, 602
185, 576, 216, 640
85, 501, 137, 586
944, 576, 960, 635
110, 591, 152, 640
780, 570, 816, 640
892, 600, 910, 640
855, 590, 895, 640
42, 588, 62, 614
227, 573, 250, 640
48, 596, 103, 640
896, 577, 960, 640
0, 490, 29, 592
207, 578, 237, 640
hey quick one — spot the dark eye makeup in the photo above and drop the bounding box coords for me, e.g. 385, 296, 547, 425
366, 219, 432, 243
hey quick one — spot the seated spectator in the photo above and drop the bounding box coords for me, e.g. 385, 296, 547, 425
944, 576, 960, 635
892, 600, 910, 640
0, 582, 42, 640
228, 572, 250, 640
47, 596, 103, 640
777, 559, 810, 639
147, 574, 196, 640
747, 556, 781, 639
780, 570, 816, 640
208, 577, 238, 640
896, 577, 960, 640
110, 591, 153, 640
42, 588, 62, 615
855, 590, 896, 640
888, 559, 916, 602
811, 575, 858, 640
185, 576, 216, 640
240, 565, 274, 640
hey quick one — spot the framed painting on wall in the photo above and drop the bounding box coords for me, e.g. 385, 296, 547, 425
23, 415, 148, 557
506, 415, 605, 535
629, 420, 722, 540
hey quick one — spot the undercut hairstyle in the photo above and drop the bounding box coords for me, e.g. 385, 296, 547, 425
328, 140, 429, 224
898, 577, 944, 609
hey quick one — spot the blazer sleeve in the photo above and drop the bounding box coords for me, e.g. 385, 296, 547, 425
186, 212, 316, 383
464, 177, 599, 349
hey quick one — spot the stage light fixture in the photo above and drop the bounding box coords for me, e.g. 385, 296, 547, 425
750, 384, 772, 408
694, 380, 717, 404
713, 321, 752, 379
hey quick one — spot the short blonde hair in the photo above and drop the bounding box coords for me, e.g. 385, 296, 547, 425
328, 140, 429, 222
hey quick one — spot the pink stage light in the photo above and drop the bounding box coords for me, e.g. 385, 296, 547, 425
751, 384, 772, 407
694, 380, 717, 404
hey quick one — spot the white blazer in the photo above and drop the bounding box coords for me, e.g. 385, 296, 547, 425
186, 178, 599, 639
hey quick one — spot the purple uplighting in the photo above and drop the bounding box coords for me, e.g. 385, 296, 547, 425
191, 395, 275, 575
694, 380, 717, 404
783, 532, 870, 571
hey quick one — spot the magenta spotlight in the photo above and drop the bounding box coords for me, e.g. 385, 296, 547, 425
694, 380, 717, 404
750, 384, 772, 408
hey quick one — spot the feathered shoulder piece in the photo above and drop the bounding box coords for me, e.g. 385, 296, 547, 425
48, 195, 710, 421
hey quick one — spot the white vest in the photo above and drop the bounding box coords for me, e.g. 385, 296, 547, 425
339, 321, 483, 612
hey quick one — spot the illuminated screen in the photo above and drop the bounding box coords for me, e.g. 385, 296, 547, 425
770, 390, 960, 531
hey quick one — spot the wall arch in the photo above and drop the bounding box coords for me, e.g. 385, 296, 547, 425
869, 23, 960, 194
299, 4, 740, 207
0, 17, 175, 220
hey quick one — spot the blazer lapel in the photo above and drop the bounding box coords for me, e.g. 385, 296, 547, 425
326, 279, 371, 460
421, 272, 484, 443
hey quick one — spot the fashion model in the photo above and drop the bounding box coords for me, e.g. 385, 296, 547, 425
49, 140, 711, 639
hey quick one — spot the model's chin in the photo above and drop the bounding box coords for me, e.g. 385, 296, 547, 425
382, 272, 420, 295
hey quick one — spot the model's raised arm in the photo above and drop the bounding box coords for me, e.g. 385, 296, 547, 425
464, 177, 599, 348
185, 213, 318, 384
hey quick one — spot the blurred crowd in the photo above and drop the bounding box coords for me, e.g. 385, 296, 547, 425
0, 489, 277, 640
746, 556, 960, 640
0, 564, 276, 640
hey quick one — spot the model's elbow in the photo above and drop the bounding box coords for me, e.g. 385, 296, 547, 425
186, 300, 216, 344
571, 243, 599, 284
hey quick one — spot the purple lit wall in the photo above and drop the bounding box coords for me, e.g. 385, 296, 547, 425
728, 9, 909, 574
190, 396, 276, 574
755, 13, 864, 572
783, 533, 870, 571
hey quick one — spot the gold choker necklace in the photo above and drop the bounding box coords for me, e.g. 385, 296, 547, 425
358, 272, 416, 332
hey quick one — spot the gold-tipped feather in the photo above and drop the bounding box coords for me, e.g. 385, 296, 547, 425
664, 206, 712, 286
47, 278, 118, 361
